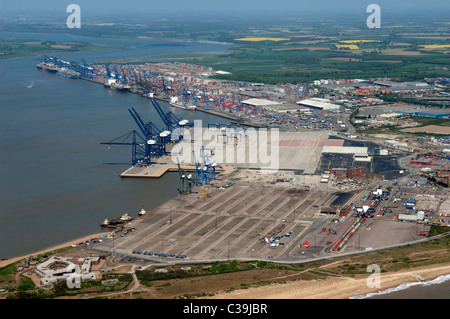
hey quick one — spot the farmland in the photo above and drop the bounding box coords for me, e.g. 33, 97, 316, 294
0, 39, 125, 60
101, 17, 449, 84
7, 12, 447, 84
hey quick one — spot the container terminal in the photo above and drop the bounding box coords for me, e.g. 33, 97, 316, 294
35, 56, 450, 265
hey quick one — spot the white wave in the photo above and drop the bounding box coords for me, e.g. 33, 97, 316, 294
349, 274, 450, 299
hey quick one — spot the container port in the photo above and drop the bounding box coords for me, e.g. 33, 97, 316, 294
36, 56, 449, 264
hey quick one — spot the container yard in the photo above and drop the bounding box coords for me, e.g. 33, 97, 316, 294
37, 56, 349, 133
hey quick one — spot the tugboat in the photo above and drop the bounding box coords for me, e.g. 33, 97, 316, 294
100, 219, 113, 228
100, 213, 133, 228
119, 213, 133, 222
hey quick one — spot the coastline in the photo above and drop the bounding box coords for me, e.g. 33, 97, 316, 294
2, 230, 450, 300
0, 232, 109, 269
207, 263, 450, 299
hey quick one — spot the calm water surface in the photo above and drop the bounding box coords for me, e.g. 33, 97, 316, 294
0, 34, 231, 259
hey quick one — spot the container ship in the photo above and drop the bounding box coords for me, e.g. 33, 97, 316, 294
104, 78, 131, 92
170, 96, 196, 111
36, 62, 59, 73
57, 68, 81, 79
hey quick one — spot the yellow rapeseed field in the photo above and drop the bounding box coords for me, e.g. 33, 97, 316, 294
336, 44, 360, 49
421, 44, 450, 48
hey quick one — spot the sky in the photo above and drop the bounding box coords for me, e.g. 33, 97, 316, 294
1, 0, 449, 16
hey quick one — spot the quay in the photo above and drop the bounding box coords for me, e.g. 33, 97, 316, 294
120, 156, 232, 179
120, 164, 230, 178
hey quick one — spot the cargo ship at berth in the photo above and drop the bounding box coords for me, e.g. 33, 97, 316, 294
57, 68, 80, 79
36, 62, 59, 73
104, 78, 131, 92
169, 96, 196, 111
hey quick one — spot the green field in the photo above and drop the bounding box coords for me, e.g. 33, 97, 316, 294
0, 39, 126, 60
100, 29, 450, 84
2, 13, 449, 83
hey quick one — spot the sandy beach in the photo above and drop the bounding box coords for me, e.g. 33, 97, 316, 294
0, 232, 109, 269
208, 263, 450, 299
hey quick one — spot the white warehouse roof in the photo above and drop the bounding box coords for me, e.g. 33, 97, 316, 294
242, 98, 281, 107
296, 98, 340, 110
322, 146, 368, 155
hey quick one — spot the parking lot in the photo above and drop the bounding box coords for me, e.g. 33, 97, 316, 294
94, 182, 329, 262
93, 171, 448, 263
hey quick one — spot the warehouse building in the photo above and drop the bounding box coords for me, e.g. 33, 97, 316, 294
296, 98, 341, 111
322, 145, 368, 156
398, 211, 425, 222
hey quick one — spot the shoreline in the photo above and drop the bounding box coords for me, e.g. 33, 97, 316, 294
0, 232, 110, 269
207, 263, 450, 299
2, 230, 450, 300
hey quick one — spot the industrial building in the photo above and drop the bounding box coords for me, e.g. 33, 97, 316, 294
347, 166, 367, 179
398, 211, 426, 222
35, 256, 98, 287
322, 145, 368, 156
296, 98, 341, 111
373, 80, 432, 91
397, 107, 450, 118
241, 98, 305, 113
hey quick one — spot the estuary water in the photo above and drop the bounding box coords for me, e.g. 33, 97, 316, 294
0, 33, 231, 259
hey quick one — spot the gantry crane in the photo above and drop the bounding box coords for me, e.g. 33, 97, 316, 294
101, 107, 169, 166
128, 107, 166, 156
100, 130, 149, 166
149, 97, 191, 138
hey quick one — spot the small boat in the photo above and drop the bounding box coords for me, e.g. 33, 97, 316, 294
100, 219, 111, 227
138, 208, 147, 216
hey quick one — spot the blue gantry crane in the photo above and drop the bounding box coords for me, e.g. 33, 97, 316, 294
192, 149, 204, 186
149, 97, 191, 139
100, 130, 150, 166
190, 146, 217, 186
100, 107, 170, 166
160, 77, 171, 99
128, 107, 166, 156
105, 64, 113, 78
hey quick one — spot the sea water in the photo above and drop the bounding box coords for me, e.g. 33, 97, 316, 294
0, 33, 232, 259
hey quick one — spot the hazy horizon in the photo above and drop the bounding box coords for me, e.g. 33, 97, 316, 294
2, 0, 449, 17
